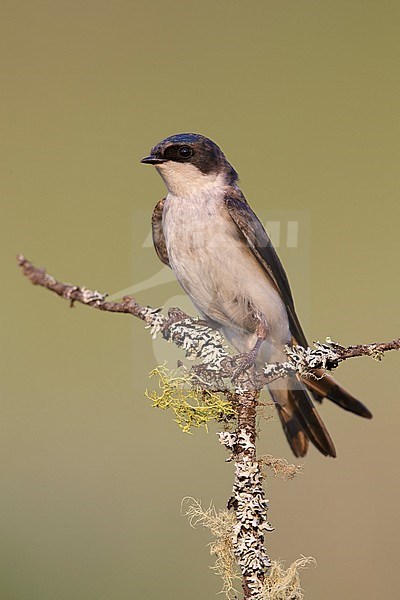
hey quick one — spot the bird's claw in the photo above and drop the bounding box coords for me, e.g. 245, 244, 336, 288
231, 351, 258, 382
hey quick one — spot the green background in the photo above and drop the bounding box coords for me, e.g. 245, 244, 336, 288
2, 1, 399, 598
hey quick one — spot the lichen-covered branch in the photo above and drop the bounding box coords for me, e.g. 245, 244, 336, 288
17, 255, 400, 600
17, 256, 399, 389
218, 391, 274, 598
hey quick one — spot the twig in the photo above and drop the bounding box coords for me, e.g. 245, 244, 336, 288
17, 254, 158, 319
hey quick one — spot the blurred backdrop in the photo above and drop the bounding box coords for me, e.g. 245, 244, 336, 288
2, 1, 399, 598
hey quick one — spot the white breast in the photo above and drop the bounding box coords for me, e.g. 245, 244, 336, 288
162, 190, 290, 356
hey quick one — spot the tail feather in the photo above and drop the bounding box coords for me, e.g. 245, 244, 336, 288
275, 403, 309, 458
258, 339, 371, 457
270, 379, 337, 458
302, 370, 372, 419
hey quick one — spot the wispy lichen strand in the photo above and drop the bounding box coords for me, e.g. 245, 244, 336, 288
183, 497, 315, 600
258, 455, 303, 481
182, 498, 241, 598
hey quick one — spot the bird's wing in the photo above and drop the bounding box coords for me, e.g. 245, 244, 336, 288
224, 191, 372, 422
151, 198, 170, 267
224, 190, 308, 347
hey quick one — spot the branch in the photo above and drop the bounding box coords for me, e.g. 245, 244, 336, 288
17, 255, 399, 389
17, 254, 159, 320
17, 255, 399, 599
218, 393, 273, 598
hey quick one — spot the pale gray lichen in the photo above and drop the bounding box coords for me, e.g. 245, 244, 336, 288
260, 340, 343, 382
141, 306, 165, 338
237, 429, 255, 451
231, 456, 273, 593
216, 431, 237, 449
168, 319, 229, 365
235, 383, 250, 394
262, 361, 295, 381
218, 429, 273, 596
65, 285, 79, 299
79, 287, 107, 305
284, 341, 341, 376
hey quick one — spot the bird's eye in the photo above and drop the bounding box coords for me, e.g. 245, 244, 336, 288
178, 145, 193, 159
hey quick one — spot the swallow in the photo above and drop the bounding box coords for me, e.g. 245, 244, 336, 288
141, 133, 372, 457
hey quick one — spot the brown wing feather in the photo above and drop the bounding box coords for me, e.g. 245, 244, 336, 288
224, 189, 371, 457
224, 190, 309, 347
151, 198, 170, 267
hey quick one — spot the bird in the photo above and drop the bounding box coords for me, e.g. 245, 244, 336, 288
141, 133, 372, 457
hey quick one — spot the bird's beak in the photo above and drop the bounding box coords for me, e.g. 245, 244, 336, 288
141, 155, 165, 165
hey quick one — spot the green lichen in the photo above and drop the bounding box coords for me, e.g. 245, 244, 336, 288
145, 364, 236, 433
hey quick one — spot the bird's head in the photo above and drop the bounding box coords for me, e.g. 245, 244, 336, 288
141, 133, 238, 197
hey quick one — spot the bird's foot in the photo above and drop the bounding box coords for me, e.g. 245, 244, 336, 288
231, 334, 266, 384
231, 349, 259, 382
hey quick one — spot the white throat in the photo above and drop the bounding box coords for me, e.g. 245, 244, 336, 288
155, 162, 227, 198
